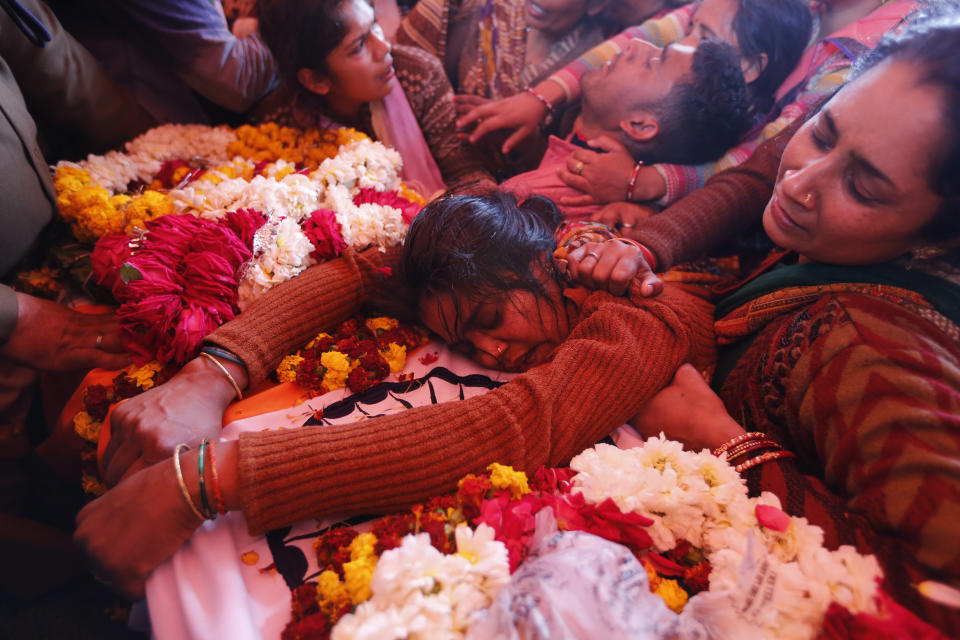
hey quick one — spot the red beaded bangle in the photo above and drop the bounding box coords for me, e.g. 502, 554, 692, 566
525, 86, 555, 126
713, 431, 768, 457
735, 449, 796, 473
626, 161, 645, 202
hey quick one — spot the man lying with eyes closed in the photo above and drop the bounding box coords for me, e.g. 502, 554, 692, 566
500, 38, 750, 220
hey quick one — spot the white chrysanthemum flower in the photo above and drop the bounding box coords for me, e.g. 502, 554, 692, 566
237, 217, 316, 309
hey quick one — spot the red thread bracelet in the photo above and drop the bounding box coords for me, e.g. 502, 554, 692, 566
626, 161, 644, 202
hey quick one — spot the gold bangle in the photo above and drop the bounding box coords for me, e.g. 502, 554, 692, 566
173, 444, 207, 523
198, 352, 243, 401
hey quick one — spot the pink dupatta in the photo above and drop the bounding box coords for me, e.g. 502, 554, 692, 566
774, 0, 919, 102
369, 78, 447, 199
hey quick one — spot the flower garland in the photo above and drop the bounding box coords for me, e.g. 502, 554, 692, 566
56, 122, 426, 363
283, 439, 931, 640
73, 361, 171, 495
276, 316, 428, 397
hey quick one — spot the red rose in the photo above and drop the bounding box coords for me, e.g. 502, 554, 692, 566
302, 209, 347, 262
91, 233, 133, 290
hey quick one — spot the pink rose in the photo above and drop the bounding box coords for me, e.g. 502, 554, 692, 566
91, 233, 133, 290
224, 209, 266, 250
181, 252, 240, 313
163, 303, 223, 364
143, 214, 206, 258
302, 209, 347, 261
117, 260, 184, 303
190, 223, 251, 270
117, 294, 183, 363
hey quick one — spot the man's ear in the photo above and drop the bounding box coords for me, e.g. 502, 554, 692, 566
741, 52, 768, 85
620, 109, 660, 143
586, 0, 612, 17
297, 67, 331, 95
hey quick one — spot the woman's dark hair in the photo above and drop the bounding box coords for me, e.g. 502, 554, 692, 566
733, 0, 813, 118
399, 191, 562, 330
258, 0, 361, 83
852, 3, 960, 242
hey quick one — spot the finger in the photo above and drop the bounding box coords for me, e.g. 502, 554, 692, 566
556, 169, 591, 192
103, 438, 142, 487
90, 351, 134, 370
499, 125, 534, 154
466, 114, 506, 143
608, 257, 638, 296
120, 456, 149, 483
456, 103, 493, 129
558, 194, 598, 207
455, 94, 488, 107
639, 272, 664, 297
584, 135, 628, 154
590, 206, 622, 228
672, 362, 708, 390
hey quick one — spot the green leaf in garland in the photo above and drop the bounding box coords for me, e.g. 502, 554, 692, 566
119, 263, 143, 284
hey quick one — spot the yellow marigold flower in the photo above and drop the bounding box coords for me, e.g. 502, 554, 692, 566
81, 472, 107, 497
343, 554, 377, 605
73, 411, 102, 443
398, 184, 427, 206
320, 350, 353, 390
349, 532, 378, 561
316, 570, 351, 619
127, 361, 163, 390
487, 462, 530, 498
654, 577, 688, 613
379, 343, 407, 374
365, 317, 398, 335
276, 354, 304, 383
273, 166, 295, 180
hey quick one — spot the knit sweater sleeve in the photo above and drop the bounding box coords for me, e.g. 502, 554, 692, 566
203, 246, 400, 387
236, 283, 715, 533
739, 294, 960, 632
632, 117, 801, 271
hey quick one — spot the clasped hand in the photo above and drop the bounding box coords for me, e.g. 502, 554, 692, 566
100, 356, 235, 485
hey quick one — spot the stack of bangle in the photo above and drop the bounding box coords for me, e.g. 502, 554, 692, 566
173, 439, 226, 522
713, 432, 796, 473
626, 161, 644, 202
525, 86, 556, 127
198, 347, 244, 401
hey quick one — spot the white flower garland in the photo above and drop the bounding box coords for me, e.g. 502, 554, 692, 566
332, 525, 510, 640
569, 436, 883, 640
54, 125, 411, 309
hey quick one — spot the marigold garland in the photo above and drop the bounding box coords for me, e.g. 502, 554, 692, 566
73, 362, 170, 495
226, 123, 368, 170
275, 315, 428, 397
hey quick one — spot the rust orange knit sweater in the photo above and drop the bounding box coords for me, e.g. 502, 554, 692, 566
206, 251, 715, 534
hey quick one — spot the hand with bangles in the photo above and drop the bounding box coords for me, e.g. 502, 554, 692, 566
556, 136, 667, 206
563, 238, 662, 297
100, 350, 247, 485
